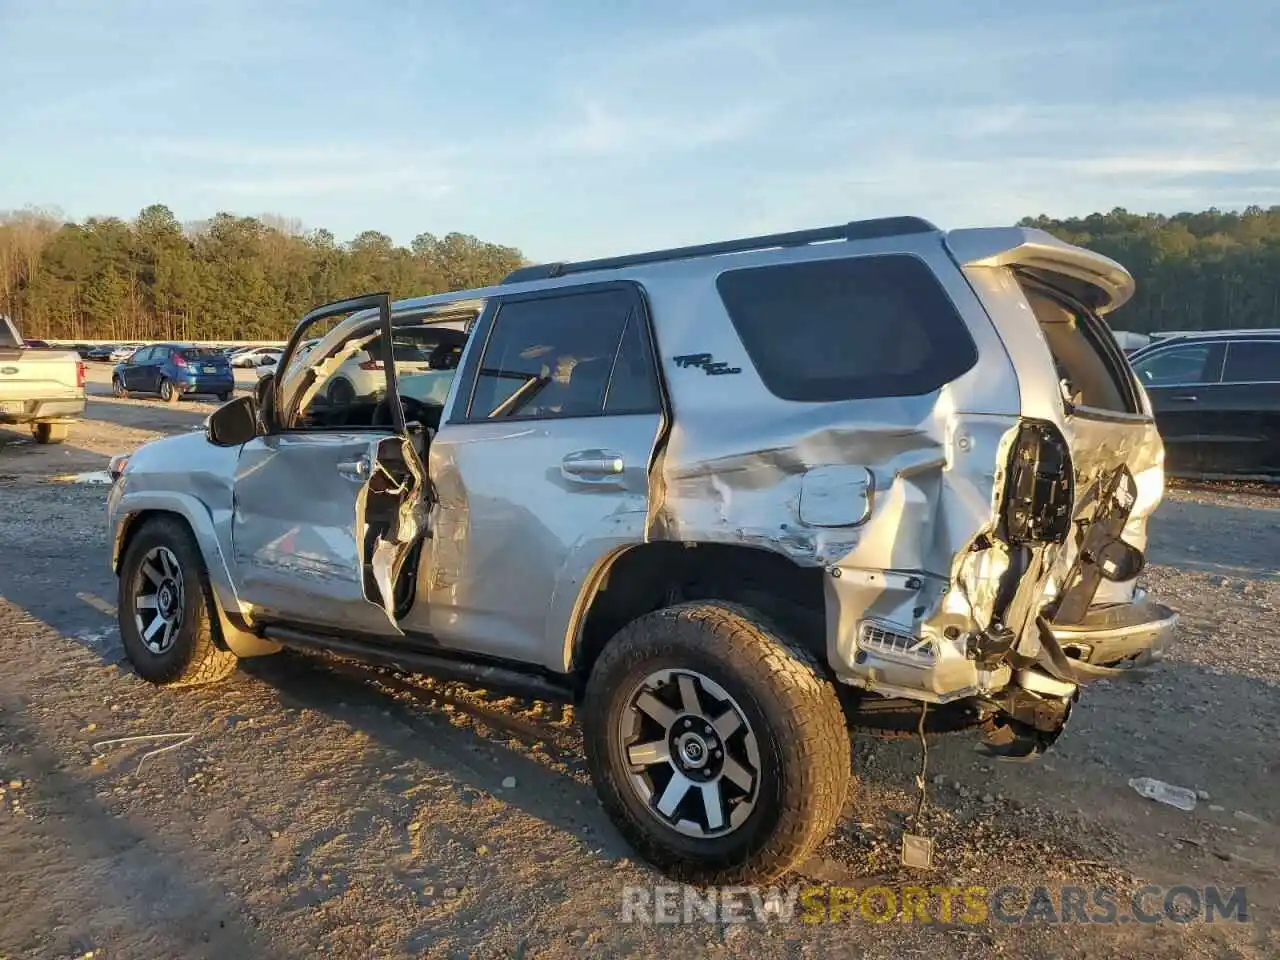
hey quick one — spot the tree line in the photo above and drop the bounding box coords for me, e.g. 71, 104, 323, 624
1, 203, 1277, 341
1020, 206, 1280, 332
0, 204, 525, 342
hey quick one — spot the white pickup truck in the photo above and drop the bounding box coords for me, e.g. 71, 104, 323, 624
0, 315, 86, 444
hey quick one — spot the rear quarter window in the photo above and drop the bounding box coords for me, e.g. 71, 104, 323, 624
715, 254, 978, 402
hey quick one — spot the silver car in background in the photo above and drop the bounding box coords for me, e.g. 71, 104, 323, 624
106, 216, 1174, 882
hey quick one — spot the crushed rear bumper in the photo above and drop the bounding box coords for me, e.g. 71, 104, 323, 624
1050, 598, 1176, 677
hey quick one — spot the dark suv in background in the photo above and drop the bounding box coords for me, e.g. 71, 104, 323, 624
1129, 330, 1280, 476
112, 344, 236, 403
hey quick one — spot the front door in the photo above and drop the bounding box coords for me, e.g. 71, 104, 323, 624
229, 294, 427, 635
411, 282, 665, 669
122, 347, 154, 392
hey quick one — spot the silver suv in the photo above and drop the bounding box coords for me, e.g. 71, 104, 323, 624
107, 217, 1176, 882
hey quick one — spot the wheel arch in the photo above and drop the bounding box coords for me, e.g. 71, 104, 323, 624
564, 541, 828, 682
113, 497, 278, 658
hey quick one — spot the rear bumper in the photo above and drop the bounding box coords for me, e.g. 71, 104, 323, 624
177, 378, 235, 395
0, 396, 85, 424
1050, 599, 1177, 676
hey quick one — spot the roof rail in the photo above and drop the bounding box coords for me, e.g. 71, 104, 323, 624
501, 215, 939, 284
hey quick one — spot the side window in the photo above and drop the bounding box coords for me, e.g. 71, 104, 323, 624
1222, 341, 1280, 384
133, 347, 154, 363
603, 310, 662, 415
1132, 345, 1214, 387
467, 288, 649, 420
716, 255, 978, 402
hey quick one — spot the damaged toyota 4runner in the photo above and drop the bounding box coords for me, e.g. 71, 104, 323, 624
107, 217, 1175, 882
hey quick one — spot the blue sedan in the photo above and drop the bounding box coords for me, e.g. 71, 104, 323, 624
112, 344, 236, 403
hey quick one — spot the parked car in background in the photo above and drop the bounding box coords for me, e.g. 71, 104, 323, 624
109, 343, 142, 363
112, 344, 236, 403
309, 326, 466, 406
22, 338, 51, 349
1129, 329, 1280, 476
87, 344, 117, 362
230, 346, 283, 368
108, 217, 1174, 883
0, 314, 85, 443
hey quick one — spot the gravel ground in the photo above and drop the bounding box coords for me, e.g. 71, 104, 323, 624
0, 377, 1275, 958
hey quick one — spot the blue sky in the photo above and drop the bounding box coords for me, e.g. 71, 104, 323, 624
1, 0, 1276, 261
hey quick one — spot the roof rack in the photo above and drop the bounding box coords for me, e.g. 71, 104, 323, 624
501, 216, 939, 284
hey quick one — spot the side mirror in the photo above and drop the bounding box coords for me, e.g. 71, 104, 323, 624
206, 395, 259, 446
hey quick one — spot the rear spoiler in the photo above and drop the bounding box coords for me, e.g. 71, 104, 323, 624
945, 227, 1135, 315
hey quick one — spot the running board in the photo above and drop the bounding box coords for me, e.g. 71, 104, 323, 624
261, 625, 575, 703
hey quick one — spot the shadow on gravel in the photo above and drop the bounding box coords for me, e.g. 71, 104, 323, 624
238, 652, 634, 863
0, 691, 282, 959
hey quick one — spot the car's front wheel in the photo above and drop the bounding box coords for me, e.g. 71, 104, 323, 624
117, 516, 238, 686
112, 377, 128, 399
583, 601, 851, 883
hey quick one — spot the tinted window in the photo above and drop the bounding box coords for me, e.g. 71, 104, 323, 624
716, 255, 978, 402
604, 311, 662, 415
179, 347, 223, 360
468, 288, 646, 420
1222, 341, 1280, 384
1132, 344, 1214, 386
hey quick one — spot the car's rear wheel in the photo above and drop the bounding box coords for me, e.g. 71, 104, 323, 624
111, 377, 128, 399
117, 516, 238, 686
159, 378, 177, 403
32, 422, 69, 444
582, 601, 851, 883
217, 391, 232, 403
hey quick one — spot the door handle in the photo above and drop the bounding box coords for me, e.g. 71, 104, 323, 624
1170, 394, 1198, 402
561, 449, 625, 482
336, 455, 371, 481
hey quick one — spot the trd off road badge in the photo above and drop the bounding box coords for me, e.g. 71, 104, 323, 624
672, 353, 742, 376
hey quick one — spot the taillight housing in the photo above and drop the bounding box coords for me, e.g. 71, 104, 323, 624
171, 353, 188, 367
76, 360, 86, 388
358, 360, 384, 371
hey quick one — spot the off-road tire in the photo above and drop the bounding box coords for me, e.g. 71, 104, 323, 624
32, 422, 69, 444
118, 516, 238, 686
583, 601, 851, 884
111, 377, 128, 399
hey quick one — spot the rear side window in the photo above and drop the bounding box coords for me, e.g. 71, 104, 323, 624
1132, 344, 1215, 387
467, 287, 659, 420
715, 255, 978, 402
1222, 341, 1280, 384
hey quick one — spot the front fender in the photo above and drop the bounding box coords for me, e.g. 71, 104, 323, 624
108, 487, 279, 658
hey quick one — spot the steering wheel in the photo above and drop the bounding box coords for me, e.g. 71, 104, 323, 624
372, 394, 436, 429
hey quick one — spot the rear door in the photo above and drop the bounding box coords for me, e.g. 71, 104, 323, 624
1130, 340, 1225, 474
229, 294, 428, 635
1203, 339, 1280, 475
417, 282, 665, 667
